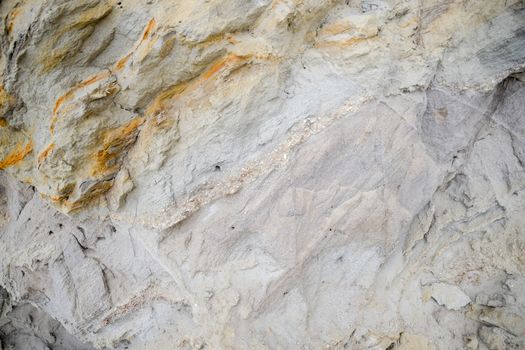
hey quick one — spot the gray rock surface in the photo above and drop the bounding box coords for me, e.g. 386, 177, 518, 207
0, 0, 524, 349
0, 286, 95, 350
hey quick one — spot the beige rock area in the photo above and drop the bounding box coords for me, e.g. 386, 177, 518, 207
0, 0, 524, 349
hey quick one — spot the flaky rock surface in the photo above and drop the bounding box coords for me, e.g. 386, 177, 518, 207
0, 0, 524, 349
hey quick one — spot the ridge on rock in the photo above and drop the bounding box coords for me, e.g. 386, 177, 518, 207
0, 0, 524, 349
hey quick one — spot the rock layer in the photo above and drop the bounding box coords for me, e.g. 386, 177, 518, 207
0, 0, 524, 349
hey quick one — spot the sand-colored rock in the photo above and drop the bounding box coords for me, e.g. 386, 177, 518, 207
0, 0, 524, 349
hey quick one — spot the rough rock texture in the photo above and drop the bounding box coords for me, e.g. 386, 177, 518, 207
0, 286, 95, 350
0, 0, 524, 349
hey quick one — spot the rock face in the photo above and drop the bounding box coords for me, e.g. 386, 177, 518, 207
0, 286, 95, 350
0, 0, 524, 349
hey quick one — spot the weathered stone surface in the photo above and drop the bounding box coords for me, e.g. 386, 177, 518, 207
0, 286, 95, 350
0, 0, 524, 349
427, 282, 471, 311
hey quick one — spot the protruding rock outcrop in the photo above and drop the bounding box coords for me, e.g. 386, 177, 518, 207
0, 0, 524, 349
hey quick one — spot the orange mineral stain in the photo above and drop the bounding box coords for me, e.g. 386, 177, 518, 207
38, 142, 55, 164
91, 118, 145, 176
114, 53, 132, 71
6, 7, 21, 34
202, 54, 249, 80
50, 71, 111, 132
144, 54, 250, 120
141, 18, 157, 42
0, 140, 33, 170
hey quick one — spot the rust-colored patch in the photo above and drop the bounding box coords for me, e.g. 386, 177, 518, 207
143, 54, 250, 121
52, 93, 71, 116
43, 189, 73, 206
141, 18, 157, 42
203, 59, 229, 80
6, 7, 22, 34
50, 17, 159, 133
0, 118, 7, 127
49, 18, 158, 131
91, 118, 145, 176
114, 53, 132, 71
50, 92, 73, 133
314, 35, 376, 48
39, 2, 112, 73
145, 82, 189, 118
38, 143, 55, 165
112, 18, 159, 70
50, 71, 111, 133
203, 54, 249, 80
65, 181, 113, 212
0, 139, 33, 170
112, 18, 158, 72
41, 179, 111, 212
78, 70, 110, 88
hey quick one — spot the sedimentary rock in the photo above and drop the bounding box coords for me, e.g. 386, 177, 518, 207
0, 0, 524, 349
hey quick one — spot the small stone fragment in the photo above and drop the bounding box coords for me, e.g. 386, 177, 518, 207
428, 283, 471, 311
